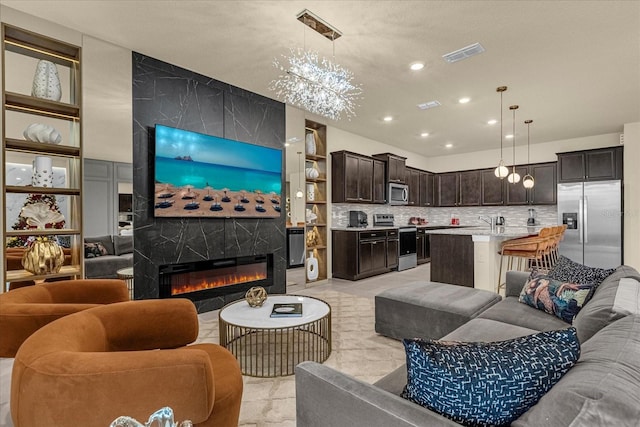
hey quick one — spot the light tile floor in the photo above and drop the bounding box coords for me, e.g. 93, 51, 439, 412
0, 263, 432, 426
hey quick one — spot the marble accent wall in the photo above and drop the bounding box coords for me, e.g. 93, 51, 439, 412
132, 53, 286, 312
332, 204, 557, 228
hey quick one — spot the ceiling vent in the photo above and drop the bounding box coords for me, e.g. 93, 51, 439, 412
417, 100, 441, 110
442, 43, 485, 63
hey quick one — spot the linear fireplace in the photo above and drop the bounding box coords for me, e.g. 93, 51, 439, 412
159, 254, 273, 302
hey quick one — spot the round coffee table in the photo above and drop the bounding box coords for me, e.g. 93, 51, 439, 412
116, 267, 134, 300
219, 294, 331, 377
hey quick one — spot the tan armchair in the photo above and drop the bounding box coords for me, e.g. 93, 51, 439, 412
11, 298, 243, 427
0, 279, 130, 357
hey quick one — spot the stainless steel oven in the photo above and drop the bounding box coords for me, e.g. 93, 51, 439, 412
398, 226, 417, 271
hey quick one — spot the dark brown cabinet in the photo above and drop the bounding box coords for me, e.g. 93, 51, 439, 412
419, 170, 434, 207
430, 234, 474, 288
459, 170, 482, 206
505, 162, 556, 205
331, 151, 374, 203
406, 167, 420, 206
557, 147, 622, 183
481, 169, 504, 205
332, 229, 398, 280
373, 159, 386, 203
373, 153, 406, 183
436, 173, 459, 207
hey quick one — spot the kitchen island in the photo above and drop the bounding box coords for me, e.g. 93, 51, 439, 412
423, 226, 540, 293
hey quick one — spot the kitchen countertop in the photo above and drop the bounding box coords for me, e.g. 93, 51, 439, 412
423, 225, 543, 238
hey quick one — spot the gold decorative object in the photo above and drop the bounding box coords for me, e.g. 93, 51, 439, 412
306, 229, 319, 247
21, 236, 65, 275
245, 286, 267, 307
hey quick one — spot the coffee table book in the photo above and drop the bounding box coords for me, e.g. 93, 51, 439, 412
270, 303, 303, 318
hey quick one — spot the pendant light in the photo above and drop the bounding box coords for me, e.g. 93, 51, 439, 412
494, 86, 509, 178
522, 119, 535, 189
295, 151, 304, 198
507, 105, 521, 184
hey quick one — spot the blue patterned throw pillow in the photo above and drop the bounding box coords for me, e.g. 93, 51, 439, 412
402, 328, 580, 427
519, 276, 595, 323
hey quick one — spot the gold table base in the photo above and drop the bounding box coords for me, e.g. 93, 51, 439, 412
219, 298, 331, 377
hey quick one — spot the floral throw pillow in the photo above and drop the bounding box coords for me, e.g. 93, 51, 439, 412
519, 276, 595, 323
84, 242, 108, 258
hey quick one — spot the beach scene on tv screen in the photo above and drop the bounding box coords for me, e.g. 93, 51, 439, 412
154, 125, 282, 218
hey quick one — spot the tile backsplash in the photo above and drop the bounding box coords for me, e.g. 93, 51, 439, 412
332, 203, 557, 228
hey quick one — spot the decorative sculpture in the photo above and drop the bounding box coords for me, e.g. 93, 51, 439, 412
31, 60, 62, 101
110, 406, 192, 427
245, 286, 268, 307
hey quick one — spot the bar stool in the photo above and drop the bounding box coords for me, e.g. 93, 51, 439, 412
497, 227, 553, 292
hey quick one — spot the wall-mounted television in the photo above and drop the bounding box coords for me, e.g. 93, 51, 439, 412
154, 124, 283, 218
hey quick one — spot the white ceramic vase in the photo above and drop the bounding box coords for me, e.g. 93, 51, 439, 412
32, 60, 62, 101
305, 167, 320, 179
305, 132, 316, 155
306, 251, 319, 281
32, 156, 53, 188
306, 183, 315, 201
23, 123, 63, 144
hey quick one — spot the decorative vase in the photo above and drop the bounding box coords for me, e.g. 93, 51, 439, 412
31, 60, 62, 101
32, 156, 53, 188
21, 236, 65, 275
306, 183, 315, 201
305, 167, 320, 179
306, 251, 319, 281
245, 286, 267, 307
305, 132, 316, 155
23, 123, 62, 144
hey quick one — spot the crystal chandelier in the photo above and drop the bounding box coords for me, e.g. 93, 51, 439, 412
270, 10, 361, 121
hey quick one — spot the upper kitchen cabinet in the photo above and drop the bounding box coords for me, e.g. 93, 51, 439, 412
331, 150, 375, 204
481, 169, 504, 205
372, 158, 386, 204
436, 172, 459, 207
505, 162, 557, 205
435, 170, 481, 207
372, 153, 406, 183
418, 170, 434, 207
405, 167, 420, 206
557, 147, 623, 183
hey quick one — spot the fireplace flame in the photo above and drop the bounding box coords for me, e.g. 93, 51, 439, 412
171, 271, 267, 296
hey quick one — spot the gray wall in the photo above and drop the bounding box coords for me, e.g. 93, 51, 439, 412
84, 159, 132, 237
132, 52, 286, 313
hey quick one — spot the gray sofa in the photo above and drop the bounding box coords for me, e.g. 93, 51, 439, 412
84, 235, 133, 279
296, 265, 640, 427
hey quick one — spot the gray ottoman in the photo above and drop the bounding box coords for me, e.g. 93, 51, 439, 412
375, 281, 502, 341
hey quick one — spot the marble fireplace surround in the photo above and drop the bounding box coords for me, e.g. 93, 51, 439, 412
132, 53, 286, 313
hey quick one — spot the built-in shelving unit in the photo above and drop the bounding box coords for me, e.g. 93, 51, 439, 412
304, 120, 328, 283
2, 24, 83, 291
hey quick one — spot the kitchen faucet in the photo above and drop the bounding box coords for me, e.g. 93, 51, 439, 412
478, 215, 496, 231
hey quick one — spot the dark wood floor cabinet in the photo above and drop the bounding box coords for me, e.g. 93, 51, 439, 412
429, 234, 474, 288
372, 153, 406, 183
557, 147, 623, 183
332, 229, 398, 280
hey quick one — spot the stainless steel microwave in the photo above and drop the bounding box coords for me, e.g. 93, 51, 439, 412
388, 182, 409, 205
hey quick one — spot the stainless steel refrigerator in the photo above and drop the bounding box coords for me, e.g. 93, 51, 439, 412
557, 180, 622, 268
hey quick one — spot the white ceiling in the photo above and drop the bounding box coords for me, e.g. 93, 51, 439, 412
4, 0, 640, 157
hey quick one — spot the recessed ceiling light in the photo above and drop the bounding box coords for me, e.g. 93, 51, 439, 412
420, 132, 429, 137
487, 119, 497, 125
445, 143, 453, 148
383, 116, 393, 122
505, 134, 514, 139
284, 142, 291, 147
410, 62, 424, 71
458, 97, 471, 104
